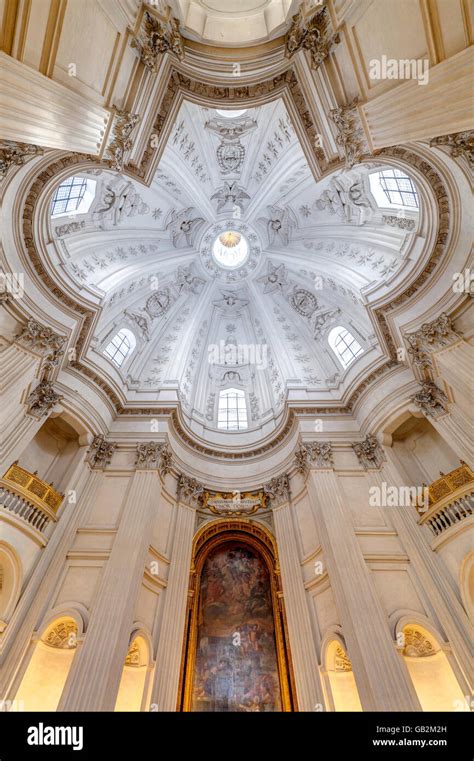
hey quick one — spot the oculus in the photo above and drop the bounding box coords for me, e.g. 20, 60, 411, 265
215, 109, 248, 119
212, 232, 249, 269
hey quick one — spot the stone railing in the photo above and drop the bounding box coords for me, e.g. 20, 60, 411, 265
417, 462, 474, 537
0, 463, 63, 533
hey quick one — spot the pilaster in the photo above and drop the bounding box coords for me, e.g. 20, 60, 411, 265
273, 500, 325, 711
306, 468, 421, 711
57, 468, 161, 711
150, 501, 196, 712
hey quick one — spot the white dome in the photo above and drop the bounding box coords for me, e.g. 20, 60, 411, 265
42, 98, 421, 442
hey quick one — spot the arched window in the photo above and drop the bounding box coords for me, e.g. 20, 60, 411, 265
369, 169, 419, 209
103, 329, 136, 368
328, 326, 364, 369
217, 388, 248, 431
51, 176, 96, 217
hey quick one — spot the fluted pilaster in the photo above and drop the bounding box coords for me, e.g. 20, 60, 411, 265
306, 470, 421, 711
0, 454, 98, 698
374, 450, 473, 689
0, 344, 41, 471
58, 469, 160, 711
434, 340, 474, 410
150, 502, 196, 711
273, 501, 325, 710
430, 404, 473, 465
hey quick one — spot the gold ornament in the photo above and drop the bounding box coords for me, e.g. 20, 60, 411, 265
218, 231, 241, 248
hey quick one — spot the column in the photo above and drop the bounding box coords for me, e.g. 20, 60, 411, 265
433, 340, 474, 403
273, 501, 325, 711
0, 53, 109, 154
0, 451, 99, 699
58, 469, 161, 711
430, 405, 473, 465
0, 344, 40, 472
362, 47, 473, 148
376, 448, 473, 687
150, 501, 196, 712
406, 315, 473, 465
409, 381, 473, 465
306, 469, 421, 711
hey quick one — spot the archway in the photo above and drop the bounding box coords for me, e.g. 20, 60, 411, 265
13, 616, 78, 711
115, 635, 150, 712
179, 520, 295, 712
325, 640, 362, 712
401, 624, 468, 711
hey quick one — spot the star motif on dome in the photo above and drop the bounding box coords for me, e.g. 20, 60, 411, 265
257, 262, 288, 293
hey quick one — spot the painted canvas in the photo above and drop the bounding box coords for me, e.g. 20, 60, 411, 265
191, 542, 282, 712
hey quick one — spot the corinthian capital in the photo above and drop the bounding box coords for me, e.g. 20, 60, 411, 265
430, 131, 473, 168
264, 474, 291, 507
0, 140, 43, 180
135, 441, 173, 477
177, 474, 204, 508
15, 318, 66, 354
285, 3, 340, 70
352, 434, 384, 470
88, 434, 117, 468
104, 110, 140, 172
406, 313, 459, 369
329, 98, 366, 170
411, 381, 449, 419
26, 381, 62, 418
131, 9, 184, 72
295, 441, 334, 473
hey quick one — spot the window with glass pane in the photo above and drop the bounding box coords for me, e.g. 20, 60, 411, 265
217, 388, 248, 431
51, 177, 88, 216
378, 169, 419, 208
103, 329, 136, 368
328, 327, 364, 369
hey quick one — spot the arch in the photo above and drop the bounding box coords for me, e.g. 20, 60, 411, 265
321, 632, 362, 712
328, 326, 364, 369
103, 328, 137, 368
13, 614, 80, 711
179, 519, 295, 712
0, 542, 22, 626
115, 630, 152, 712
393, 618, 468, 712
